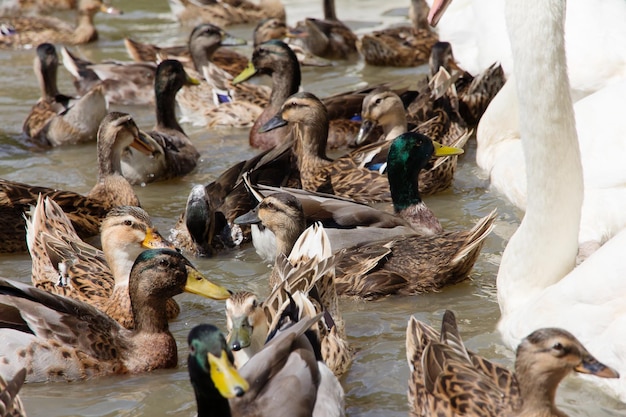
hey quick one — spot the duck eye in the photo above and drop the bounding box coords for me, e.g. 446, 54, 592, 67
123, 220, 133, 226
159, 259, 170, 268
265, 201, 274, 210
189, 344, 196, 354
251, 299, 257, 308
375, 98, 382, 105
552, 342, 564, 352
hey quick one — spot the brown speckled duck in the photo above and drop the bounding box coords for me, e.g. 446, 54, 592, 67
406, 310, 619, 417
0, 249, 231, 383
0, 368, 26, 417
167, 0, 285, 28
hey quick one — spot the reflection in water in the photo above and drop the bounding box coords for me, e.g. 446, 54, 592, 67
0, 0, 624, 416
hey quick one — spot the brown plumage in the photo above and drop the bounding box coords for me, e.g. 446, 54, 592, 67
0, 112, 153, 253
167, 0, 285, 28
0, 369, 26, 417
406, 310, 619, 417
23, 43, 107, 147
26, 197, 180, 329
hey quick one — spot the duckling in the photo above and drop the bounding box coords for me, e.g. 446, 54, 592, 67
23, 43, 107, 147
289, 0, 357, 60
0, 0, 120, 49
27, 197, 180, 329
0, 248, 231, 383
226, 222, 352, 377
120, 59, 200, 185
429, 41, 506, 126
168, 0, 285, 28
406, 310, 619, 417
187, 314, 344, 417
0, 112, 154, 253
0, 368, 26, 417
358, 0, 438, 67
232, 40, 366, 150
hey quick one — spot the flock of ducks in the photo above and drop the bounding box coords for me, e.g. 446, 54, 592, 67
0, 0, 624, 416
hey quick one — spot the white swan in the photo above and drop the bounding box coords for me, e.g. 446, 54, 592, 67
431, 0, 626, 401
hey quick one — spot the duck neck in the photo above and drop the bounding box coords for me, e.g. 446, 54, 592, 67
497, 0, 583, 318
39, 61, 60, 100
269, 59, 300, 107
323, 0, 337, 20
97, 134, 123, 180
131, 294, 170, 334
410, 0, 429, 31
73, 9, 98, 43
155, 85, 185, 134
515, 359, 568, 416
275, 219, 306, 258
387, 153, 421, 212
381, 111, 408, 141
189, 363, 232, 417
190, 44, 219, 72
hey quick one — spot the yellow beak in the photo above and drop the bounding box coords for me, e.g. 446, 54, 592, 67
208, 350, 249, 398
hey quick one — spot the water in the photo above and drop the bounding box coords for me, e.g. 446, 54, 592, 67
0, 0, 624, 416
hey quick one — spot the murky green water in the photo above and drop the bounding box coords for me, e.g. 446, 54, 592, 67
0, 0, 624, 416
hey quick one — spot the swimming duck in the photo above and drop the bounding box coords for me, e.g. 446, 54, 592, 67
27, 196, 180, 329
0, 248, 231, 383
0, 112, 154, 253
288, 0, 357, 60
358, 0, 438, 67
232, 40, 366, 150
23, 43, 107, 147
168, 0, 285, 28
0, 368, 26, 417
187, 314, 345, 417
406, 310, 619, 417
120, 59, 200, 185
225, 222, 352, 377
0, 0, 120, 49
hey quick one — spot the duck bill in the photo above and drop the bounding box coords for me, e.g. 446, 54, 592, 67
232, 62, 258, 85
221, 32, 247, 47
428, 0, 452, 27
233, 206, 261, 225
355, 119, 375, 145
433, 141, 464, 157
208, 351, 249, 398
286, 27, 309, 39
130, 130, 158, 156
574, 355, 620, 379
142, 228, 177, 249
100, 3, 123, 15
185, 72, 201, 86
258, 115, 288, 133
227, 317, 252, 351
184, 267, 231, 300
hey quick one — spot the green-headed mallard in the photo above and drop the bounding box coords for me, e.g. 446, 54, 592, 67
23, 43, 107, 147
406, 310, 619, 417
167, 0, 285, 28
358, 0, 438, 67
120, 59, 200, 185
0, 248, 231, 383
0, 111, 154, 253
0, 368, 26, 417
187, 314, 344, 417
26, 196, 180, 329
0, 0, 120, 49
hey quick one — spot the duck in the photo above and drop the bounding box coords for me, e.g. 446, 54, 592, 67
26, 196, 180, 329
0, 111, 154, 253
123, 23, 249, 78
23, 43, 107, 147
120, 59, 200, 185
353, 88, 470, 196
235, 187, 496, 300
232, 40, 367, 150
0, 0, 120, 49
3, 0, 81, 13
431, 0, 626, 401
358, 0, 439, 67
0, 248, 231, 383
167, 0, 285, 28
428, 41, 506, 127
406, 310, 619, 417
187, 314, 345, 417
288, 0, 357, 60
225, 222, 352, 377
0, 368, 26, 417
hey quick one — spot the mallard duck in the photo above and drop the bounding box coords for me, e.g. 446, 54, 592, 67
0, 112, 154, 253
357, 0, 438, 67
120, 59, 200, 185
0, 248, 230, 383
259, 91, 394, 203
225, 221, 352, 377
168, 0, 285, 28
0, 368, 26, 417
406, 310, 619, 417
288, 0, 357, 60
0, 0, 120, 49
429, 41, 506, 126
187, 314, 345, 417
352, 88, 470, 196
236, 177, 496, 299
232, 40, 365, 150
123, 23, 248, 77
27, 196, 181, 329
23, 43, 107, 147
